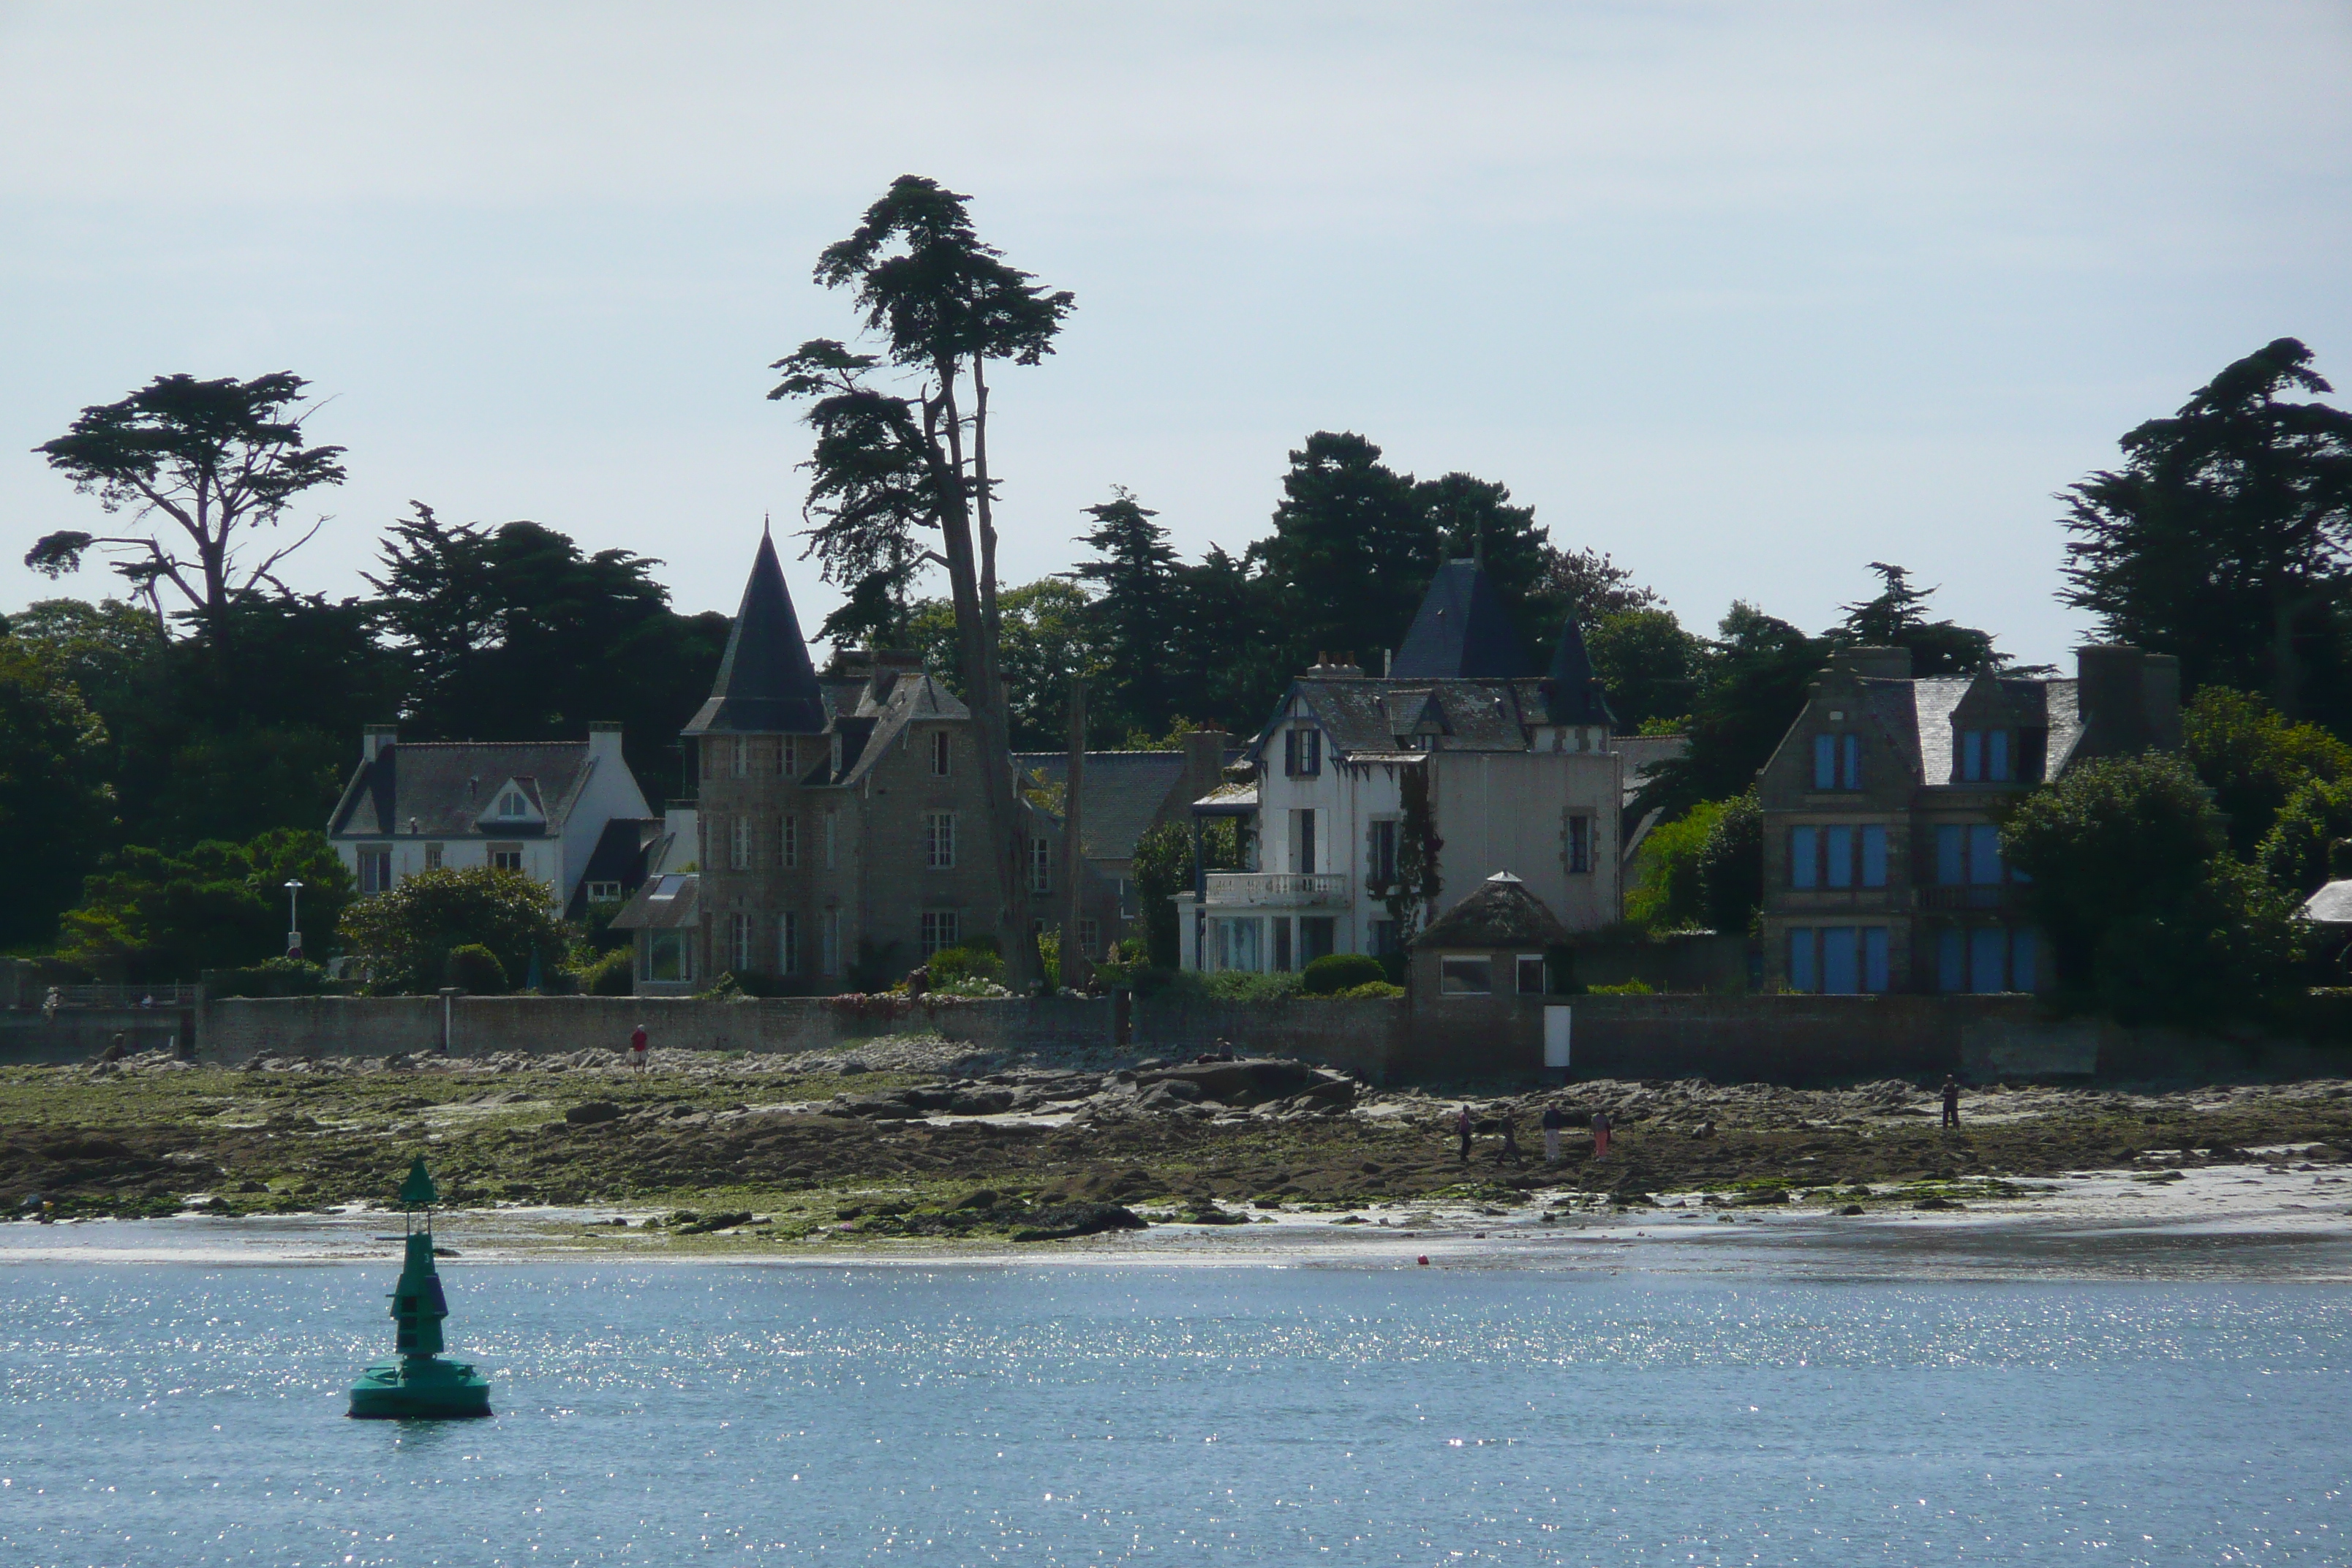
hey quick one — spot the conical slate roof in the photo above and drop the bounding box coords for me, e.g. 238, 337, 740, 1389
682, 530, 829, 736
1391, 559, 1534, 679
1540, 614, 1616, 726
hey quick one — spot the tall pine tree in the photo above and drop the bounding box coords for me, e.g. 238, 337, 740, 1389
1071, 487, 1183, 739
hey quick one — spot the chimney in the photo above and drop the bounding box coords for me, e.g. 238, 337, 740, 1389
1183, 728, 1230, 801
2075, 645, 2154, 757
363, 724, 398, 764
2142, 653, 2183, 750
869, 648, 922, 707
1829, 646, 1912, 680
587, 721, 625, 766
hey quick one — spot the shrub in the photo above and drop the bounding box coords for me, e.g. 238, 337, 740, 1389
1625, 801, 1729, 932
338, 865, 566, 993
927, 945, 1006, 988
206, 957, 335, 998
1300, 953, 1385, 995
1587, 978, 1656, 995
1331, 979, 1406, 999
578, 946, 635, 997
1695, 791, 1763, 935
445, 943, 508, 994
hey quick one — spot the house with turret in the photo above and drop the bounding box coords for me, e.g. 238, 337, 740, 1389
611, 529, 1206, 994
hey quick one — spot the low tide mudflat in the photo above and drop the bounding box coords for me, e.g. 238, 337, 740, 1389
4, 1037, 2351, 1256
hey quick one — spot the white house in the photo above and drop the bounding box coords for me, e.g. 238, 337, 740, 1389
1177, 561, 1627, 972
325, 723, 658, 916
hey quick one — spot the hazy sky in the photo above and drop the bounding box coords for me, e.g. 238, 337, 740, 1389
4, 1, 2348, 668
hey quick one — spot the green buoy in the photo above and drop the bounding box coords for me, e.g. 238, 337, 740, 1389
347, 1158, 492, 1419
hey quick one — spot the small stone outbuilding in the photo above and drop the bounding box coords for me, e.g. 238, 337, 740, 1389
1406, 871, 1569, 1074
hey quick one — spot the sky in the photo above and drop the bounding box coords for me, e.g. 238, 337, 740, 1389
3, 1, 2348, 670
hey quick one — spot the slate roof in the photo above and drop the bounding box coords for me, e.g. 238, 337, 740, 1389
608, 872, 701, 932
1391, 560, 1537, 679
1411, 872, 1572, 949
1541, 614, 1614, 725
1012, 750, 1236, 864
1838, 672, 2087, 787
2303, 881, 2352, 927
836, 671, 969, 787
683, 530, 828, 736
329, 741, 603, 838
565, 818, 657, 917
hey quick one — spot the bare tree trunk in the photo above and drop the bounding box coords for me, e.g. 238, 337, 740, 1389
1060, 676, 1090, 993
928, 360, 1035, 987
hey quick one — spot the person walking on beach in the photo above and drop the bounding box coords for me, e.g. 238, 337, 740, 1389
630, 1023, 649, 1070
1541, 1102, 1564, 1164
1590, 1107, 1612, 1159
1494, 1111, 1523, 1166
1455, 1104, 1474, 1163
1940, 1074, 1961, 1128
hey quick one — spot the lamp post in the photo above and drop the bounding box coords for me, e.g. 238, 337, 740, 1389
284, 878, 304, 962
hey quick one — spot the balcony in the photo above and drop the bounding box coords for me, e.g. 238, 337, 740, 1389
1202, 872, 1352, 908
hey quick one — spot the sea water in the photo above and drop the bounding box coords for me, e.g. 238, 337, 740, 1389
3, 1254, 2348, 1565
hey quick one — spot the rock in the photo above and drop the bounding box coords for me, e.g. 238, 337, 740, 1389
1912, 1196, 1960, 1210
1180, 1205, 1250, 1226
833, 1095, 924, 1120
671, 1210, 755, 1235
1010, 1202, 1147, 1243
956, 1189, 1002, 1210
1135, 1058, 1326, 1107
1838, 1204, 1866, 1215
564, 1101, 622, 1125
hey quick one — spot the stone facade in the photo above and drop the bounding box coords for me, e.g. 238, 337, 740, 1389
1757, 643, 2182, 995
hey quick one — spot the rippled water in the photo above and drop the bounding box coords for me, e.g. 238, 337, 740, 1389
4, 1260, 2348, 1564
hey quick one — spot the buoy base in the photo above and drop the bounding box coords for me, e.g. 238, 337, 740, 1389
347, 1356, 492, 1419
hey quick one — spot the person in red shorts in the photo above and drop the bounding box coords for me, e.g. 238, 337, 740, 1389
630, 1023, 649, 1069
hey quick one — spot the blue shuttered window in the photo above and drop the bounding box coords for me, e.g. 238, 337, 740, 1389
1788, 927, 1817, 992
1812, 736, 1835, 790
1967, 824, 2002, 885
1788, 926, 1891, 993
1937, 824, 1964, 885
1790, 826, 1818, 889
1860, 825, 1888, 887
1824, 826, 1853, 889
1821, 927, 1859, 993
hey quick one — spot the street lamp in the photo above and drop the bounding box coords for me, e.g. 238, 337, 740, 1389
284, 878, 304, 962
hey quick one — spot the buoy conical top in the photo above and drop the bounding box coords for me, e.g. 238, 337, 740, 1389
347, 1156, 491, 1420
399, 1157, 437, 1208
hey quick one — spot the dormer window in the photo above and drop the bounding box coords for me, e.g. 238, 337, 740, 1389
496, 789, 529, 819
1957, 728, 2013, 783
1812, 733, 1861, 791
1284, 727, 1322, 778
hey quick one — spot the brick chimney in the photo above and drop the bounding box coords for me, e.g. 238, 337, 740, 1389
587, 721, 625, 766
2075, 646, 2156, 758
363, 724, 398, 764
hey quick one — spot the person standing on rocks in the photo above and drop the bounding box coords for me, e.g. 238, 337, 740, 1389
1940, 1074, 1961, 1128
1591, 1107, 1612, 1159
630, 1024, 649, 1070
1455, 1104, 1474, 1163
1541, 1102, 1565, 1164
1494, 1111, 1523, 1166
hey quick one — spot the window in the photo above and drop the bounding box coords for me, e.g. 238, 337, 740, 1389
823, 811, 838, 869
587, 881, 622, 902
1812, 732, 1861, 790
1273, 919, 1294, 973
730, 815, 753, 872
489, 844, 524, 872
1958, 729, 2015, 783
358, 845, 393, 894
924, 811, 957, 870
778, 911, 801, 976
649, 931, 691, 982
1368, 819, 1398, 886
1296, 916, 1333, 965
919, 911, 960, 957
731, 736, 750, 779
1940, 926, 2039, 992
1790, 824, 1888, 889
1967, 824, 2002, 885
424, 842, 443, 871
1517, 954, 1548, 994
1787, 926, 1890, 993
930, 729, 951, 777
1030, 835, 1052, 895
1369, 919, 1400, 958
494, 788, 529, 819
1215, 917, 1262, 973
728, 913, 753, 973
1439, 955, 1493, 995
1565, 813, 1593, 875
1289, 808, 1317, 874
821, 910, 841, 976
1283, 726, 1322, 777
1078, 918, 1102, 959
831, 733, 844, 776
780, 814, 799, 870
778, 736, 796, 778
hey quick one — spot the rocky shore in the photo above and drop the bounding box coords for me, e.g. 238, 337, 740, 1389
6, 1036, 2351, 1240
